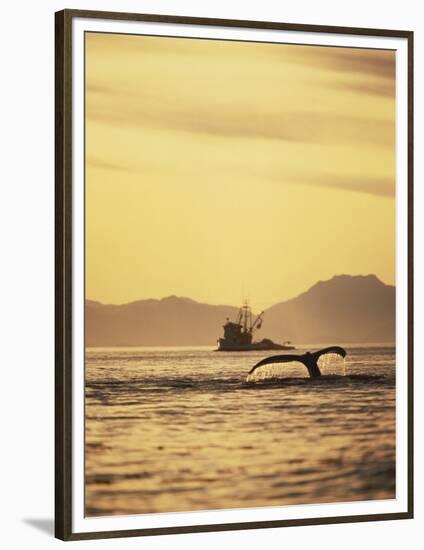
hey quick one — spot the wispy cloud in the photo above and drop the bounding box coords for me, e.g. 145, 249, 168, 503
86, 35, 395, 149
86, 84, 393, 147
87, 157, 131, 172
333, 79, 395, 98
289, 174, 395, 198
285, 46, 395, 79
285, 46, 395, 98
85, 34, 395, 200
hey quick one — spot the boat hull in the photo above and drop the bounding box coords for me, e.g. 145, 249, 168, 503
217, 338, 295, 352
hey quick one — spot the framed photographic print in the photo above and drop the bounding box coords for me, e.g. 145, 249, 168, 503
55, 9, 413, 541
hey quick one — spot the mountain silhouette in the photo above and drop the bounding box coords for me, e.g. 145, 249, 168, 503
86, 275, 395, 347
263, 274, 395, 344
86, 295, 239, 347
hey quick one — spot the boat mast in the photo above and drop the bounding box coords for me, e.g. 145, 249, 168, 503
242, 300, 249, 333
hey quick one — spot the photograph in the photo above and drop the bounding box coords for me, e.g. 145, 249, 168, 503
84, 30, 398, 517
0, 1, 420, 549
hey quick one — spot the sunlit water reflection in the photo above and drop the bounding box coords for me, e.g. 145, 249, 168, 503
85, 344, 395, 516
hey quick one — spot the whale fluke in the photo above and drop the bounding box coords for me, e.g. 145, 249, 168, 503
248, 346, 347, 379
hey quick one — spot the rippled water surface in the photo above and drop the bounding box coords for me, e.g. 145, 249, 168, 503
85, 345, 395, 516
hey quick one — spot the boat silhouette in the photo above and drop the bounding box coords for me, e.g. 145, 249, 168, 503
216, 301, 295, 351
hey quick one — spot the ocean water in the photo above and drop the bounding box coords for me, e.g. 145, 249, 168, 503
85, 345, 396, 517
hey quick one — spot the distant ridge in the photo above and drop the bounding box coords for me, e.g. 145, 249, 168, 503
86, 296, 239, 347
263, 274, 395, 344
86, 274, 395, 347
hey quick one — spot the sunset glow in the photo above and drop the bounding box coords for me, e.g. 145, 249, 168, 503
85, 33, 395, 308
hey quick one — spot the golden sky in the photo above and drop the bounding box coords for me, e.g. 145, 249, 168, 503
85, 32, 395, 309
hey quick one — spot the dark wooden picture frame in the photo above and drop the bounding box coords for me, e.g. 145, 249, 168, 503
55, 9, 414, 541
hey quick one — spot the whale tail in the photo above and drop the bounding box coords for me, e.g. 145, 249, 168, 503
247, 346, 347, 381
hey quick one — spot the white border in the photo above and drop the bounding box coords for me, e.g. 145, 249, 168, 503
72, 17, 409, 534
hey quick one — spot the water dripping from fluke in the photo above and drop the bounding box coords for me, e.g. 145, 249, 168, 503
246, 346, 347, 383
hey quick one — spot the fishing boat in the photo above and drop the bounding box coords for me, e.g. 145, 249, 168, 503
216, 301, 295, 351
